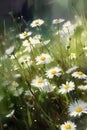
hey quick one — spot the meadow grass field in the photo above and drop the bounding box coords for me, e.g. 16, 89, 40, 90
0, 16, 87, 130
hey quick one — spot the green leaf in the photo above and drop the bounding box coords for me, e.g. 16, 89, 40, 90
38, 92, 46, 103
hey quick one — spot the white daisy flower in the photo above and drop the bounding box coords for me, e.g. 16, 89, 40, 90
11, 81, 19, 88
63, 21, 72, 28
35, 53, 52, 65
31, 76, 47, 89
43, 82, 56, 93
22, 39, 31, 47
42, 39, 50, 46
59, 81, 75, 94
52, 18, 65, 24
19, 55, 32, 67
9, 81, 19, 92
63, 21, 75, 35
59, 21, 76, 42
60, 121, 76, 130
83, 46, 87, 50
22, 39, 33, 52
69, 100, 87, 117
23, 35, 41, 50
5, 46, 14, 55
66, 66, 78, 74
46, 67, 62, 79
69, 53, 76, 60
13, 88, 23, 97
30, 19, 44, 27
9, 82, 23, 96
19, 55, 31, 64
72, 71, 87, 79
13, 73, 21, 78
19, 31, 32, 39
78, 84, 87, 90
29, 36, 41, 45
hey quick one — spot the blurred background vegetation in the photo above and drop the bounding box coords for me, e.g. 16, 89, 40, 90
0, 0, 86, 32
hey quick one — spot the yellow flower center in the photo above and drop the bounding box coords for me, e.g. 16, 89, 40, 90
23, 57, 27, 61
34, 21, 39, 25
55, 19, 60, 23
40, 56, 46, 61
51, 70, 57, 75
12, 82, 17, 87
38, 80, 43, 83
48, 87, 51, 92
77, 71, 83, 75
70, 53, 76, 58
65, 124, 71, 129
64, 85, 70, 89
23, 32, 28, 36
75, 107, 82, 112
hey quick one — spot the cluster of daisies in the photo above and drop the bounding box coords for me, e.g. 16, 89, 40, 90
1, 18, 87, 130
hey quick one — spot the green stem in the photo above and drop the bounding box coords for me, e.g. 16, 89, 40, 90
14, 54, 56, 129
26, 80, 57, 129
